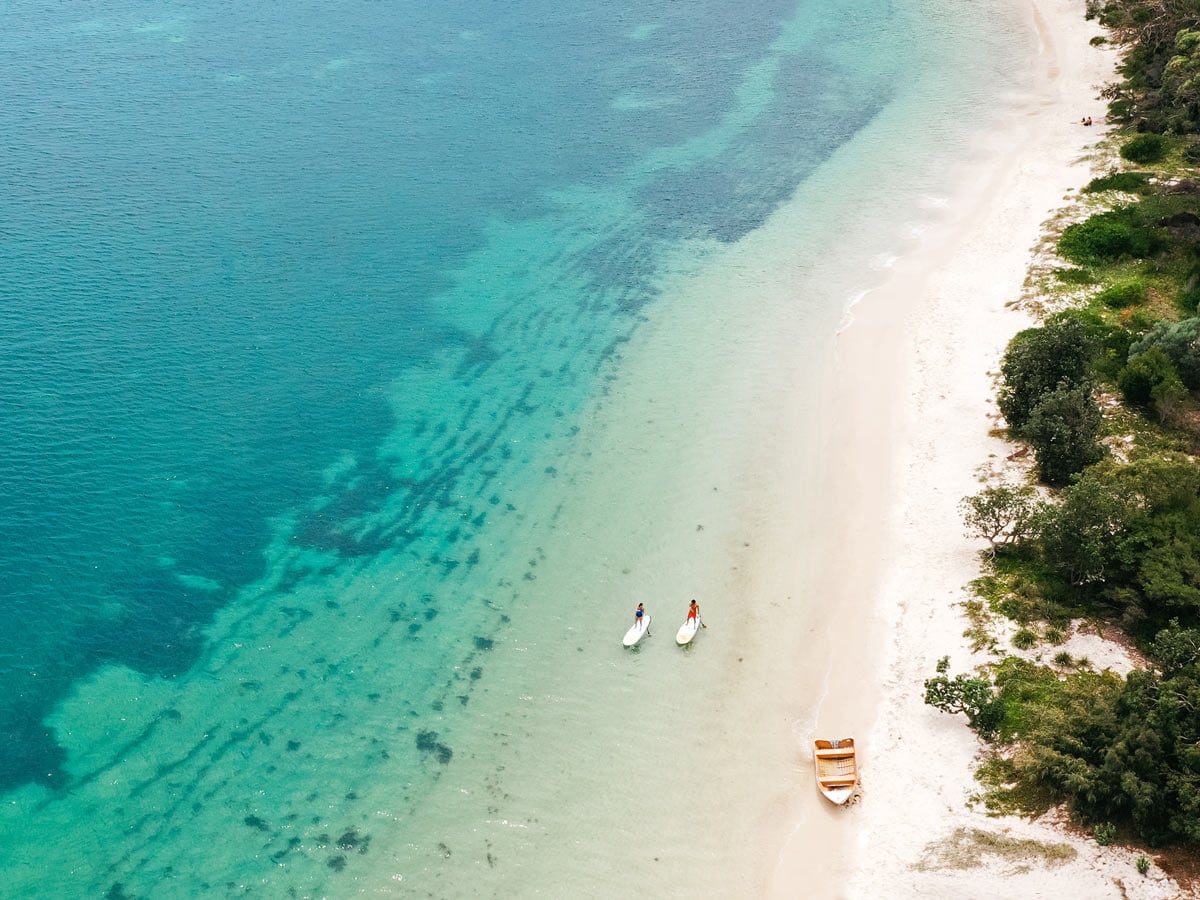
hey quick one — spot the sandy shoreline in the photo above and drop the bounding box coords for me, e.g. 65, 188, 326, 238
766, 1, 1189, 897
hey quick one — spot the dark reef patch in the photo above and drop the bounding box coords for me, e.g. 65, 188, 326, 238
337, 829, 370, 854
473, 637, 494, 651
243, 815, 270, 832
416, 730, 454, 765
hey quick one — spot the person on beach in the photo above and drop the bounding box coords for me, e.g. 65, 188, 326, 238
687, 599, 700, 625
634, 602, 646, 628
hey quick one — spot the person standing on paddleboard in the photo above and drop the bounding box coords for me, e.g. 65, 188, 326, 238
635, 603, 646, 626
687, 599, 700, 625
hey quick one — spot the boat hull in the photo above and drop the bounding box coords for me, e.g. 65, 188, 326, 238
813, 738, 858, 805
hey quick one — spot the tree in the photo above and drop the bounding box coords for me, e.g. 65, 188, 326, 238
1162, 29, 1200, 132
998, 318, 1098, 433
1035, 467, 1132, 585
924, 656, 1002, 736
1024, 382, 1107, 487
960, 485, 1045, 556
1152, 619, 1200, 676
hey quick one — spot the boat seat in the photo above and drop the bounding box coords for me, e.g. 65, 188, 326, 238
815, 748, 854, 758
819, 777, 858, 785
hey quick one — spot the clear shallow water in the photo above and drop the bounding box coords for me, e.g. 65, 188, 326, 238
0, 0, 1029, 895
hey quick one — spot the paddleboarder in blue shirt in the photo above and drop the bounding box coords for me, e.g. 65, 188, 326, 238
634, 602, 646, 626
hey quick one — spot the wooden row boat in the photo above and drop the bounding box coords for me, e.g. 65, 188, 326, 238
813, 738, 858, 805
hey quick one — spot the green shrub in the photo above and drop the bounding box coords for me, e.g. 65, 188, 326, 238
1137, 855, 1151, 875
1053, 650, 1074, 666
1151, 369, 1189, 424
1180, 288, 1200, 313
1095, 279, 1149, 308
1059, 217, 1138, 265
1013, 628, 1038, 649
1131, 317, 1200, 389
1084, 171, 1148, 193
1121, 133, 1167, 163
1118, 346, 1180, 404
1054, 267, 1095, 284
1095, 822, 1117, 846
1058, 208, 1162, 266
1044, 626, 1066, 645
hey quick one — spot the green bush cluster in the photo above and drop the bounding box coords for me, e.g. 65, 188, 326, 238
1096, 279, 1148, 308
1121, 133, 1167, 163
1054, 266, 1095, 285
945, 456, 1200, 844
1131, 317, 1200, 389
1085, 171, 1149, 193
1058, 206, 1163, 266
927, 0, 1200, 850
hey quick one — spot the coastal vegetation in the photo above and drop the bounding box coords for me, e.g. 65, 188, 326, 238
928, 0, 1200, 854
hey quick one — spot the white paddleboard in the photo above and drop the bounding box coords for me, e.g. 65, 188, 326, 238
623, 615, 651, 647
676, 617, 700, 645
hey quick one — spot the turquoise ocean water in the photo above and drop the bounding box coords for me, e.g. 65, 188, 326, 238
0, 0, 1032, 895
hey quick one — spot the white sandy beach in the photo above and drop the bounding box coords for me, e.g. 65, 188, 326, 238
774, 1, 1191, 897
